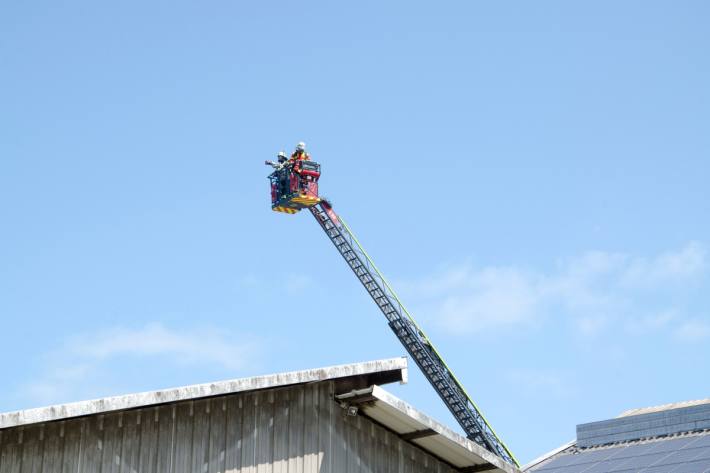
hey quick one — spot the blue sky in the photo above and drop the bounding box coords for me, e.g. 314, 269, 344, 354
1, 0, 709, 464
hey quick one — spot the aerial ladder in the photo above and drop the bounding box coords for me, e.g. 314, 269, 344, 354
266, 155, 518, 467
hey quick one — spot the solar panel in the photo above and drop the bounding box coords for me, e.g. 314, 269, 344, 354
541, 465, 602, 473
667, 458, 710, 473
535, 453, 584, 470
563, 448, 625, 464
611, 442, 662, 458
649, 436, 701, 452
581, 458, 631, 473
609, 451, 672, 470
536, 448, 626, 471
641, 464, 679, 473
530, 434, 710, 472
658, 446, 706, 465
577, 404, 710, 447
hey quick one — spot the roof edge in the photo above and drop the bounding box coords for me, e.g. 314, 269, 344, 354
521, 440, 575, 471
0, 357, 408, 430
368, 385, 520, 473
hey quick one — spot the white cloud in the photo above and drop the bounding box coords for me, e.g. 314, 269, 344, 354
399, 242, 707, 337
236, 272, 314, 296
236, 273, 261, 288
575, 316, 608, 336
284, 273, 314, 296
674, 319, 710, 342
70, 323, 257, 370
506, 369, 572, 399
624, 310, 678, 335
23, 323, 262, 405
621, 241, 707, 288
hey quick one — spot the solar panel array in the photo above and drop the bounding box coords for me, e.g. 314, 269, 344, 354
578, 403, 710, 448
533, 433, 710, 473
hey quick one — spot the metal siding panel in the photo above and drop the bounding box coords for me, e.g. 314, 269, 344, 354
384, 429, 399, 473
240, 393, 257, 473
191, 400, 211, 473
100, 413, 122, 473
376, 422, 388, 473
272, 389, 289, 473
174, 401, 195, 473
366, 417, 378, 473
208, 398, 228, 473
78, 417, 102, 473
396, 437, 404, 473
224, 396, 243, 473
155, 405, 176, 473
303, 385, 318, 473
121, 411, 141, 473
61, 420, 81, 473
358, 418, 370, 473
411, 441, 426, 473
40, 423, 64, 473
137, 407, 159, 473
256, 391, 274, 473
19, 425, 42, 473
287, 387, 304, 473
346, 415, 360, 473
1, 428, 21, 473
401, 441, 415, 473
318, 382, 332, 473
331, 394, 347, 473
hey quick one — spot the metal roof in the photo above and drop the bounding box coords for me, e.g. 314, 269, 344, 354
0, 357, 407, 430
0, 357, 518, 472
527, 431, 710, 473
526, 399, 710, 473
336, 385, 519, 473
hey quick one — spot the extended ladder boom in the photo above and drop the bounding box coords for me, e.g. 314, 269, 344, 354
309, 201, 517, 466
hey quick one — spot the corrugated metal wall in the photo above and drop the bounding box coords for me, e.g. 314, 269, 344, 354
0, 382, 458, 472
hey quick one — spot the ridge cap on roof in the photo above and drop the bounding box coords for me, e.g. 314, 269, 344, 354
618, 398, 710, 417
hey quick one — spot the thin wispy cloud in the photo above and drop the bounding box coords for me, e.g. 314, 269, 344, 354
22, 323, 262, 406
70, 323, 256, 370
505, 369, 573, 399
674, 319, 710, 342
399, 241, 707, 337
236, 272, 314, 296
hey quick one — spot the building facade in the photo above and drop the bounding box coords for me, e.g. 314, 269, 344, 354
0, 358, 517, 473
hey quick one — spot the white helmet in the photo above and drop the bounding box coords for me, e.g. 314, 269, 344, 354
277, 151, 287, 159
296, 142, 306, 151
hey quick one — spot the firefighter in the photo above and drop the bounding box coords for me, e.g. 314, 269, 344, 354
289, 142, 311, 194
266, 151, 289, 170
264, 151, 291, 197
290, 142, 310, 162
